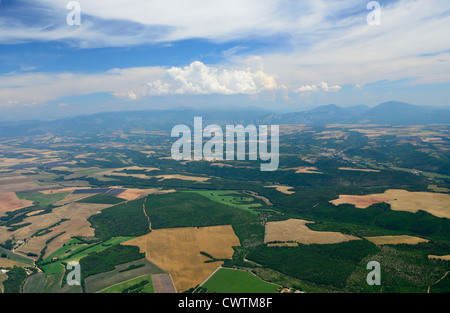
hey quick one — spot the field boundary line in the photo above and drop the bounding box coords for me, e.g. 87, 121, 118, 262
198, 265, 222, 288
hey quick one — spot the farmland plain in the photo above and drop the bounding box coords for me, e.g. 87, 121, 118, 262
0, 123, 449, 293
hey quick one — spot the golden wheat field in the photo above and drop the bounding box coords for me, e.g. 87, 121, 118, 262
116, 188, 176, 201
1, 203, 113, 259
0, 192, 34, 214
364, 235, 429, 245
338, 167, 381, 172
264, 218, 360, 245
155, 174, 210, 183
286, 166, 323, 174
264, 185, 295, 195
330, 194, 393, 209
122, 225, 240, 292
330, 189, 450, 219
428, 255, 450, 261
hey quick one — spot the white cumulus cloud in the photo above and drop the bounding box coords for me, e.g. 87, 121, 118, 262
147, 61, 277, 96
296, 81, 341, 93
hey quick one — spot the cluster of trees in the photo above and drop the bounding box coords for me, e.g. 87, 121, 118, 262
145, 192, 257, 230
2, 266, 28, 293
87, 198, 150, 240
246, 240, 379, 289
79, 245, 144, 281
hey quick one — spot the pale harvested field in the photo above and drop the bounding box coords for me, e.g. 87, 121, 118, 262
0, 273, 7, 293
2, 203, 112, 259
94, 166, 160, 180
279, 124, 309, 135
330, 189, 450, 219
0, 257, 30, 269
428, 255, 450, 261
264, 185, 295, 195
0, 176, 40, 193
0, 192, 34, 214
210, 163, 233, 168
25, 210, 45, 217
338, 167, 381, 173
155, 174, 210, 183
159, 156, 174, 160
0, 272, 6, 293
52, 193, 94, 206
40, 187, 95, 206
317, 130, 347, 139
123, 225, 240, 293
365, 235, 429, 245
0, 212, 60, 246
74, 153, 95, 158
330, 194, 393, 209
243, 190, 272, 205
50, 166, 70, 171
0, 157, 39, 168
116, 188, 176, 201
152, 273, 177, 293
39, 187, 92, 194
264, 218, 360, 245
210, 162, 253, 169
286, 166, 323, 174
349, 128, 390, 138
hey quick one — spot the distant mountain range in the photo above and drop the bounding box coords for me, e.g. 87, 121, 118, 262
0, 101, 449, 137
264, 101, 450, 125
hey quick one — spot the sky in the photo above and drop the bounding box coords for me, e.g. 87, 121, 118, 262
0, 0, 450, 121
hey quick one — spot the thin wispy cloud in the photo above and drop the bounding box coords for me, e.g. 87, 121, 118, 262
0, 0, 373, 47
263, 0, 450, 87
0, 67, 165, 106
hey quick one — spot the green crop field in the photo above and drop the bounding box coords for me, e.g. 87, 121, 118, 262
0, 247, 35, 266
186, 190, 263, 215
16, 192, 70, 207
40, 237, 136, 274
99, 275, 155, 293
202, 268, 280, 293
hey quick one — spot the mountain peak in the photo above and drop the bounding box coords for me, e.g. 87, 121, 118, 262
377, 101, 416, 109
311, 104, 342, 111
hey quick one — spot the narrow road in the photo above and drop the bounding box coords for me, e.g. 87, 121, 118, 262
428, 271, 449, 293
142, 197, 151, 230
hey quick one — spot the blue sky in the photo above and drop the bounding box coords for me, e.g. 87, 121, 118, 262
1, 0, 450, 120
